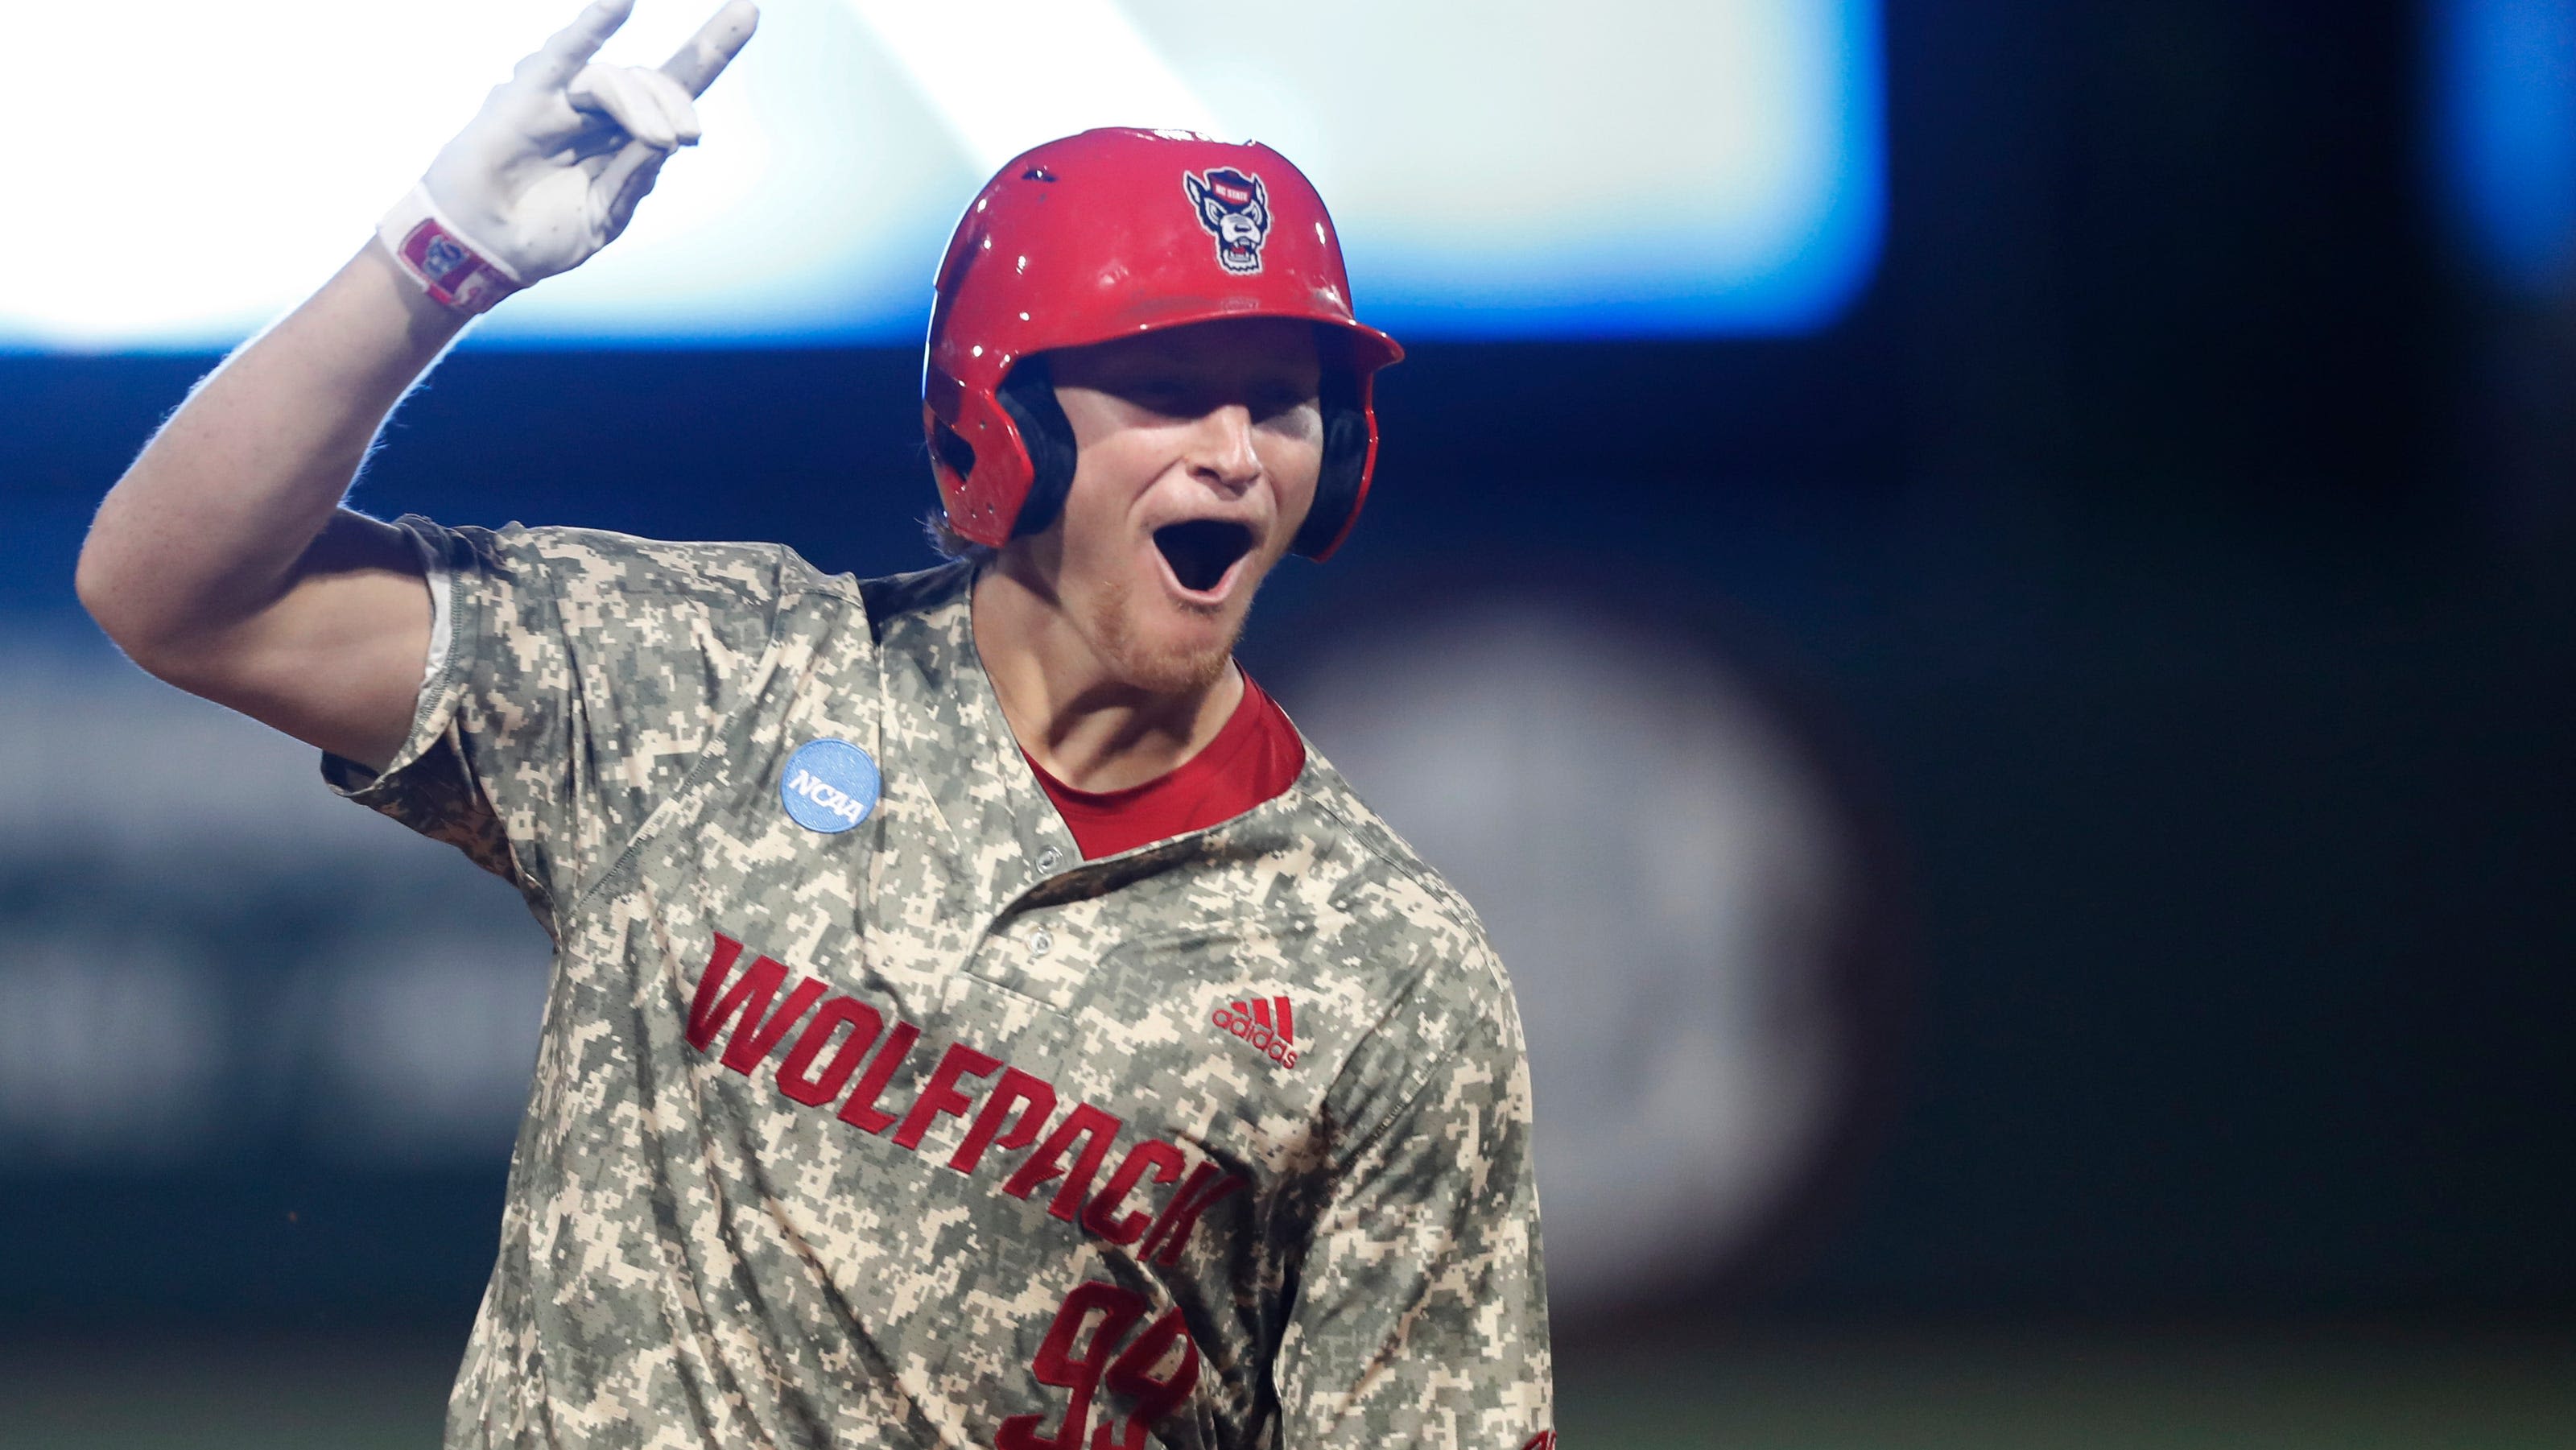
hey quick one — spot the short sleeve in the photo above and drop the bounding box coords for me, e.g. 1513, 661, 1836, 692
1274, 994, 1554, 1448
323, 517, 791, 929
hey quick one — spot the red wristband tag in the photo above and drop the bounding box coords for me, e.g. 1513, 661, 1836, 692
397, 218, 516, 312
378, 185, 521, 315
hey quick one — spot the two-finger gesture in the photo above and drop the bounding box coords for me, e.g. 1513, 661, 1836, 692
381, 0, 758, 312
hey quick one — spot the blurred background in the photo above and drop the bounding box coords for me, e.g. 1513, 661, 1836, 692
3, 0, 2573, 1444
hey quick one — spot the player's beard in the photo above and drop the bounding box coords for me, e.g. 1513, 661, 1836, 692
1087, 568, 1242, 697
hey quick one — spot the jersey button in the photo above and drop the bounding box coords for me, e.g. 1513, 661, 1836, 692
1030, 930, 1055, 956
1037, 846, 1063, 872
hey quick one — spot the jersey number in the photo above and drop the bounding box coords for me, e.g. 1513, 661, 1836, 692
998, 1281, 1201, 1450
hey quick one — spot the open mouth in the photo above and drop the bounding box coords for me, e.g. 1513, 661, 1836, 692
1153, 519, 1257, 595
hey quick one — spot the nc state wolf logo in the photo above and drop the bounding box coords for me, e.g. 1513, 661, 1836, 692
1184, 167, 1270, 274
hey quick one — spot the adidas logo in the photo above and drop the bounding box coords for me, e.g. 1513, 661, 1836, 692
1209, 994, 1300, 1070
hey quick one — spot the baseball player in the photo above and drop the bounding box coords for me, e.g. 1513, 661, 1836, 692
76, 3, 1552, 1447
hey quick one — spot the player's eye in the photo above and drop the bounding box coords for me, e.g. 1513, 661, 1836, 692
1121, 378, 1194, 413
1251, 388, 1317, 423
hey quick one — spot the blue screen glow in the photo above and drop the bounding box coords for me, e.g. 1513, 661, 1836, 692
2430, 0, 2576, 295
2, 0, 1884, 351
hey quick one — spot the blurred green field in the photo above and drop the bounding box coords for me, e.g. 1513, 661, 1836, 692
0, 1324, 2569, 1448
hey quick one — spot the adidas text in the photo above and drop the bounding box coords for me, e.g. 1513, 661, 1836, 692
1209, 997, 1299, 1070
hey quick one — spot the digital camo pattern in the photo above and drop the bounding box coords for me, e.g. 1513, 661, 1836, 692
326, 519, 1551, 1449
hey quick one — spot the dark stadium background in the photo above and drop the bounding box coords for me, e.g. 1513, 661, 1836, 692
3, 1, 2571, 1444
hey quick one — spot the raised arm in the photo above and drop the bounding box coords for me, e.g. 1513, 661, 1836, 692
76, 0, 758, 772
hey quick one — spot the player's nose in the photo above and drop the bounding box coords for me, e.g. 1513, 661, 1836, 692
1183, 403, 1262, 495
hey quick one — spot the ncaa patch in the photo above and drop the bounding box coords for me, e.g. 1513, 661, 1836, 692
780, 738, 879, 833
1184, 166, 1270, 274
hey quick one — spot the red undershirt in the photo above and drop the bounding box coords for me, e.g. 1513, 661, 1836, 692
1022, 671, 1307, 859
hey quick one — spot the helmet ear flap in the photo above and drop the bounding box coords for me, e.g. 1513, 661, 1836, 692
1294, 366, 1371, 559
930, 417, 978, 486
996, 356, 1079, 539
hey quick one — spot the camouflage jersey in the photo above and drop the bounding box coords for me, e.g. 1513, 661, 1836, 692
326, 520, 1553, 1450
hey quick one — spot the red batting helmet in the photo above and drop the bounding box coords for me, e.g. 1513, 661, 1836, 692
923, 127, 1403, 560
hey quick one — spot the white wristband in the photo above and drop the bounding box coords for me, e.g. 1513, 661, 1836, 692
376, 184, 525, 315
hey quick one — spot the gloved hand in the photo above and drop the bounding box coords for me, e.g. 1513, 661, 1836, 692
378, 0, 760, 313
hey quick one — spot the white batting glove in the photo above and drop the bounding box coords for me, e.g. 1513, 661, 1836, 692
379, 0, 760, 313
